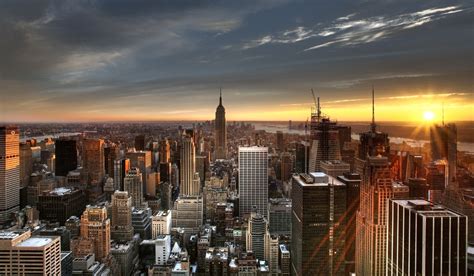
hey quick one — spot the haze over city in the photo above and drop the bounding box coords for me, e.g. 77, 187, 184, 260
0, 0, 473, 122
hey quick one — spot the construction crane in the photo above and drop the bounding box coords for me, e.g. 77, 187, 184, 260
311, 88, 321, 121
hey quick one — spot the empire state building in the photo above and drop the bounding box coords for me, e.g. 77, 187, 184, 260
215, 90, 227, 160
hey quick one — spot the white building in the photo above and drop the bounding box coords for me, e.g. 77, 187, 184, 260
155, 235, 171, 266
152, 210, 172, 238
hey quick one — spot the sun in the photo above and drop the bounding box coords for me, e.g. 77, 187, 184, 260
423, 111, 435, 121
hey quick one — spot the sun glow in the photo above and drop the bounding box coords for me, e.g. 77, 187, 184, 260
423, 111, 435, 121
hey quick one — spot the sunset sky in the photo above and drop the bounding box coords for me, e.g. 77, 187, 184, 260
0, 0, 472, 123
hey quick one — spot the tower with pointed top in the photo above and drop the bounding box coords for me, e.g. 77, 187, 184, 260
214, 89, 227, 160
355, 88, 408, 276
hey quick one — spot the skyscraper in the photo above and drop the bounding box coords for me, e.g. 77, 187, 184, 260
0, 230, 61, 275
308, 100, 342, 172
214, 90, 227, 160
239, 146, 268, 219
291, 172, 346, 276
82, 138, 105, 184
126, 150, 152, 193
55, 138, 78, 177
110, 191, 134, 242
79, 205, 111, 261
430, 123, 457, 186
124, 167, 146, 209
246, 211, 267, 260
159, 138, 171, 163
114, 158, 130, 191
180, 135, 200, 196
387, 199, 468, 275
0, 126, 20, 224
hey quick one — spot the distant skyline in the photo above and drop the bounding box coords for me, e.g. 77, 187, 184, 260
0, 0, 473, 122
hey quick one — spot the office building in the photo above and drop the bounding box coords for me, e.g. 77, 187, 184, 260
430, 123, 457, 186
82, 138, 105, 184
0, 230, 61, 275
152, 210, 172, 238
110, 190, 134, 242
103, 143, 118, 177
276, 131, 284, 151
79, 205, 111, 261
336, 172, 361, 274
156, 234, 172, 266
0, 126, 20, 224
267, 198, 291, 237
320, 160, 350, 178
110, 240, 139, 276
172, 196, 203, 234
246, 211, 268, 261
19, 142, 32, 188
279, 244, 290, 276
37, 187, 87, 225
160, 181, 173, 211
124, 167, 147, 209
291, 172, 346, 276
239, 146, 268, 219
280, 152, 293, 182
126, 150, 152, 193
295, 141, 310, 174
215, 91, 227, 160
114, 158, 130, 191
180, 135, 200, 196
132, 208, 152, 239
387, 199, 467, 275
265, 234, 279, 276
160, 138, 171, 163
55, 138, 77, 177
135, 134, 146, 151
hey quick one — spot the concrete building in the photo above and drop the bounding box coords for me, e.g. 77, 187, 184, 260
82, 138, 105, 184
279, 244, 290, 276
124, 167, 147, 209
79, 205, 111, 261
110, 240, 139, 276
172, 196, 203, 234
110, 191, 134, 242
155, 234, 171, 266
180, 136, 200, 196
239, 147, 268, 219
152, 210, 172, 238
320, 160, 350, 178
0, 230, 61, 275
132, 208, 152, 240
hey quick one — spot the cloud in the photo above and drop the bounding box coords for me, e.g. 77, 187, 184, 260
240, 5, 467, 51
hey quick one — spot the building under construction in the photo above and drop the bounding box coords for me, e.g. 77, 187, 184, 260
307, 91, 350, 172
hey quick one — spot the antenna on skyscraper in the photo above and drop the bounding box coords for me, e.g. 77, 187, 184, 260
219, 87, 222, 105
371, 85, 376, 132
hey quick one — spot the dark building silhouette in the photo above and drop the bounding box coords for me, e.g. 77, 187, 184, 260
291, 172, 346, 276
135, 134, 146, 151
55, 139, 77, 177
37, 187, 87, 225
337, 172, 361, 274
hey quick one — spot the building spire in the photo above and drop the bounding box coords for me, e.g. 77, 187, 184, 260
219, 87, 222, 106
371, 85, 376, 132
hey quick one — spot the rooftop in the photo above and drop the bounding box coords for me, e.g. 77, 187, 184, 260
16, 237, 54, 248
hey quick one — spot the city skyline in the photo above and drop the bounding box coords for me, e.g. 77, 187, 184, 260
0, 1, 472, 122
